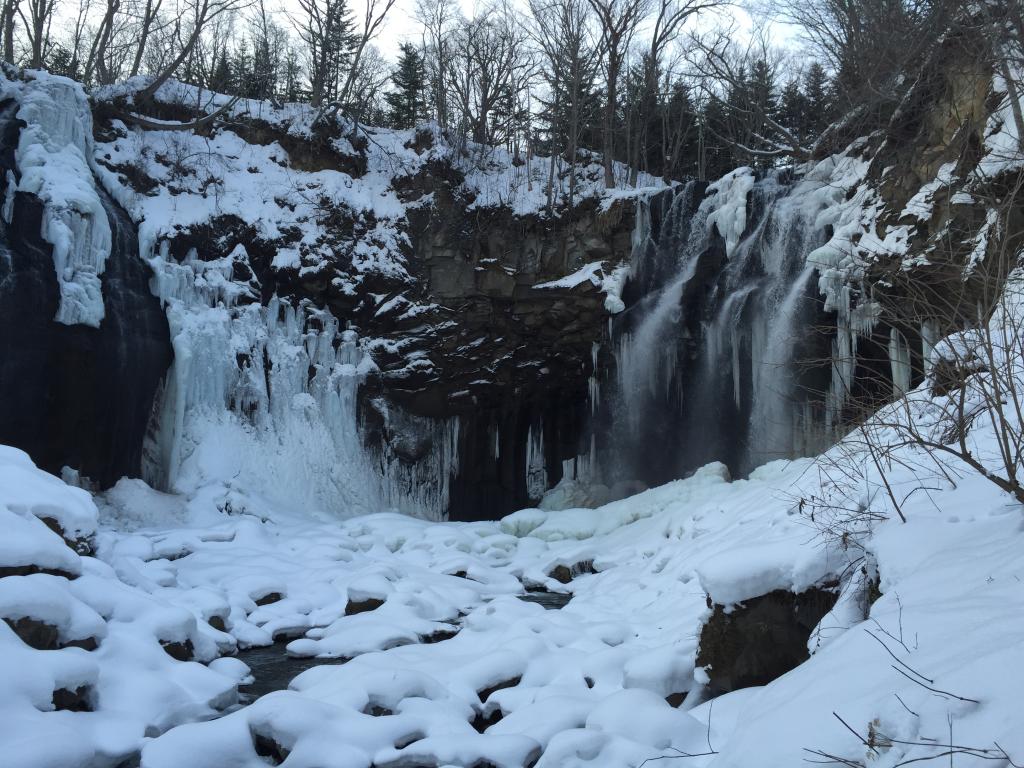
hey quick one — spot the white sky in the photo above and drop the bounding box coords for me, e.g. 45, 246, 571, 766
331, 0, 798, 64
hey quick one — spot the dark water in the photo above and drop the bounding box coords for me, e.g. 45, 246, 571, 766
235, 643, 348, 701
234, 593, 571, 700
519, 591, 573, 609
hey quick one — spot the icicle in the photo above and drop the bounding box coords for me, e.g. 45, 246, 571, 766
921, 318, 939, 374
525, 421, 547, 500
889, 328, 912, 396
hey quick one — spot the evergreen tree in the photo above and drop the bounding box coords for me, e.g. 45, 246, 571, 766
660, 79, 699, 181
701, 94, 736, 180
282, 46, 303, 102
209, 48, 234, 94
232, 40, 253, 96
249, 35, 276, 100
746, 58, 777, 167
385, 43, 428, 128
46, 45, 79, 81
802, 61, 835, 139
778, 77, 808, 143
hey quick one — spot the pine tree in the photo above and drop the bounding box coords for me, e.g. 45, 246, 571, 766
778, 78, 808, 143
802, 61, 835, 139
209, 48, 234, 94
385, 43, 428, 129
232, 40, 253, 96
282, 46, 303, 102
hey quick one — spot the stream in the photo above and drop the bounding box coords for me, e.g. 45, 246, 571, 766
235, 592, 573, 701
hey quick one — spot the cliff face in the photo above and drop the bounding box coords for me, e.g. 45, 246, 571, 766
0, 79, 171, 490
0, 33, 1016, 521
85, 83, 648, 520
376, 167, 637, 518
579, 24, 1021, 494
810, 24, 1021, 420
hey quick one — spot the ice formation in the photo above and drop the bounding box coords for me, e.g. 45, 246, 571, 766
7, 72, 111, 327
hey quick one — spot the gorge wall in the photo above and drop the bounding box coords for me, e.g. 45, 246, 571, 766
0, 20, 1016, 523
1, 71, 645, 521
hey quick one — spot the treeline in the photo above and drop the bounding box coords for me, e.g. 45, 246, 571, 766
5, 0, 1023, 186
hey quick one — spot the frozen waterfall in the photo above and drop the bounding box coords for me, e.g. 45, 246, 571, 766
601, 167, 839, 486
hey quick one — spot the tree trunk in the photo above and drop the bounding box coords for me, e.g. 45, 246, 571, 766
602, 59, 618, 188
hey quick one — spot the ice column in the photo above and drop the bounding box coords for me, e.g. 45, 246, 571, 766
12, 73, 111, 327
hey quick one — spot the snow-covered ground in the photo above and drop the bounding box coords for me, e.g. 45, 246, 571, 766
4, 316, 1024, 768
3, 63, 1024, 768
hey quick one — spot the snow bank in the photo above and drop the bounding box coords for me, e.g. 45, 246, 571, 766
0, 448, 245, 768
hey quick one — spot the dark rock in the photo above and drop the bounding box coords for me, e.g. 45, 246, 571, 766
419, 626, 459, 644
470, 707, 503, 733
52, 685, 92, 711
271, 627, 308, 642
477, 675, 521, 703
665, 691, 687, 708
208, 615, 227, 632
254, 592, 284, 607
251, 730, 289, 765
160, 638, 194, 661
518, 591, 572, 609
112, 751, 141, 768
548, 561, 595, 584
38, 517, 93, 556
0, 102, 172, 490
695, 586, 839, 697
4, 616, 59, 650
394, 731, 425, 750
364, 703, 394, 716
0, 565, 77, 580
65, 636, 99, 652
346, 597, 385, 615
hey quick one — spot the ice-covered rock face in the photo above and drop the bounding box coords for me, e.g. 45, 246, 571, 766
584, 28, 1008, 491
86, 84, 650, 520
0, 72, 172, 489
8, 71, 111, 328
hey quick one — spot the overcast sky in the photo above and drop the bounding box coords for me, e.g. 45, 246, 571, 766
342, 0, 797, 64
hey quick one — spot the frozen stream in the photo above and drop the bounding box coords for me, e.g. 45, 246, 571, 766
236, 592, 573, 700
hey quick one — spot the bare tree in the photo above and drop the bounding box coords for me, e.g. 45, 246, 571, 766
1, 0, 17, 64
292, 0, 352, 105
628, 0, 719, 182
415, 0, 456, 129
764, 0, 955, 115
978, 1, 1024, 152
689, 27, 810, 161
135, 0, 249, 103
129, 0, 166, 76
447, 2, 532, 146
345, 43, 389, 123
529, 0, 603, 207
84, 0, 121, 83
334, 0, 397, 109
19, 0, 57, 67
587, 0, 650, 187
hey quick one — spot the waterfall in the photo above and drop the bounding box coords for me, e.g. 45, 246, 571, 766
601, 168, 839, 486
139, 238, 456, 520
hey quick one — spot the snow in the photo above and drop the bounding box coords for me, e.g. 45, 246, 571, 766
3, 71, 1024, 768
4, 283, 1024, 765
7, 70, 112, 327
80, 79, 658, 522
533, 260, 604, 290
705, 168, 755, 257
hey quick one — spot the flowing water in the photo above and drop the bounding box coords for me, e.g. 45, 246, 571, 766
600, 170, 834, 486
